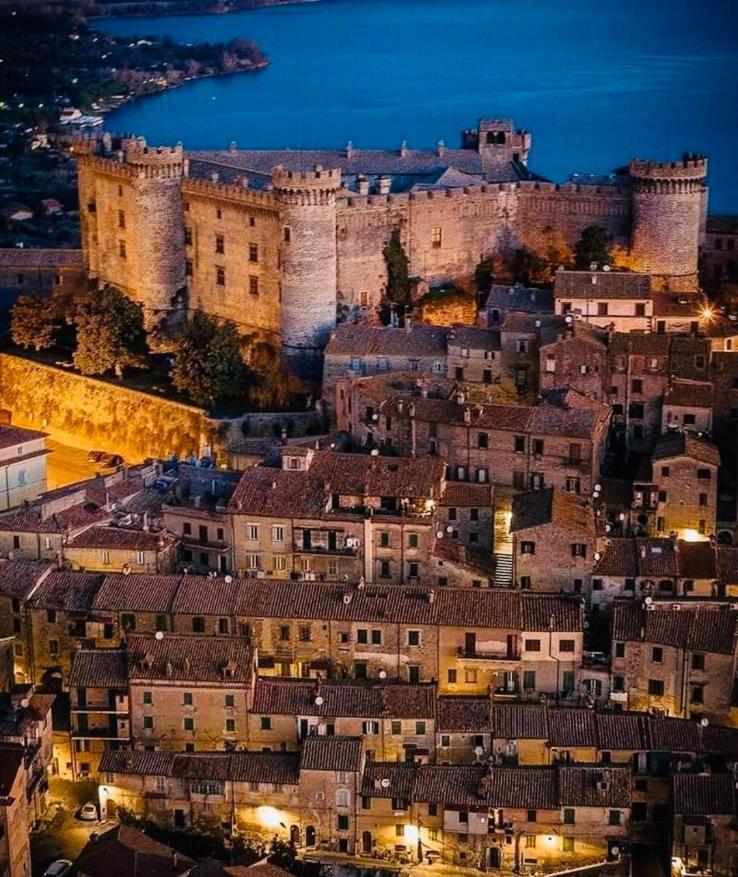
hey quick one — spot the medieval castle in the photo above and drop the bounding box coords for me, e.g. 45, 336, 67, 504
73, 118, 707, 371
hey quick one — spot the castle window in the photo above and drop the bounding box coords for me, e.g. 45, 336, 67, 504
16, 274, 24, 285
431, 227, 442, 249
118, 210, 125, 229
185, 260, 193, 277
249, 243, 259, 263
249, 276, 259, 296
184, 228, 192, 246
117, 185, 123, 197
184, 201, 190, 212
215, 234, 224, 255
284, 226, 291, 243
216, 266, 225, 286
216, 207, 222, 219
249, 216, 256, 227
118, 241, 126, 259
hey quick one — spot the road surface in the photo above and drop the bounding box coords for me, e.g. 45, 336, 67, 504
46, 441, 101, 490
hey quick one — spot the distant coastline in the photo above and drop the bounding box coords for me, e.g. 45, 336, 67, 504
89, 0, 326, 19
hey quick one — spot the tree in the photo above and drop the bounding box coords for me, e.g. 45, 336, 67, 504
381, 228, 411, 324
574, 225, 613, 270
73, 286, 147, 377
10, 295, 59, 350
474, 257, 495, 294
508, 248, 548, 285
171, 308, 249, 407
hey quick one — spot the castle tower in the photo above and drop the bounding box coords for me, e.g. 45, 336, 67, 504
628, 155, 707, 290
461, 119, 532, 177
75, 136, 186, 331
272, 165, 341, 377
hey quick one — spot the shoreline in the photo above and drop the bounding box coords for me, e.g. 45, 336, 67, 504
89, 0, 325, 20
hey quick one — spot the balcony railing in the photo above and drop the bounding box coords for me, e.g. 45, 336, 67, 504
457, 648, 520, 662
293, 544, 357, 557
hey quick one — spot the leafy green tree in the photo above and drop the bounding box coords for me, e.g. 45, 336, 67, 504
574, 225, 613, 270
474, 257, 495, 293
171, 308, 249, 407
381, 228, 411, 323
10, 295, 59, 351
73, 286, 147, 377
509, 248, 548, 285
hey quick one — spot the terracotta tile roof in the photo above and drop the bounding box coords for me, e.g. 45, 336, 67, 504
67, 527, 176, 551
701, 725, 738, 758
74, 824, 194, 877
325, 324, 448, 357
486, 285, 554, 314
69, 648, 127, 689
479, 766, 560, 809
635, 538, 679, 578
0, 560, 53, 600
559, 766, 630, 808
593, 539, 638, 577
716, 547, 738, 584
664, 380, 713, 409
228, 467, 326, 517
492, 705, 548, 740
548, 709, 598, 748
413, 764, 488, 808
448, 325, 501, 350
362, 762, 419, 799
0, 425, 46, 450
511, 487, 593, 536
440, 482, 493, 508
312, 451, 447, 500
437, 696, 490, 733
28, 571, 103, 611
0, 510, 58, 533
0, 248, 83, 267
673, 773, 737, 816
126, 633, 253, 683
92, 574, 182, 613
528, 391, 609, 439
99, 748, 177, 776
652, 433, 720, 467
652, 291, 706, 318
647, 716, 702, 753
554, 270, 651, 300
228, 752, 300, 785
300, 736, 363, 772
676, 541, 717, 580
430, 539, 495, 578
522, 594, 583, 632
609, 332, 670, 357
595, 713, 649, 751
171, 576, 241, 616
612, 603, 738, 654
252, 678, 435, 720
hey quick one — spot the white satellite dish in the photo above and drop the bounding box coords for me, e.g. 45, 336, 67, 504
380, 778, 391, 789
20, 698, 30, 708
155, 630, 164, 640
378, 669, 387, 680
474, 746, 484, 756
445, 525, 453, 534
436, 531, 444, 539
594, 483, 602, 492
314, 696, 324, 706
700, 717, 709, 727
224, 575, 233, 584
370, 448, 380, 456
644, 596, 653, 606
564, 314, 573, 324
610, 846, 620, 857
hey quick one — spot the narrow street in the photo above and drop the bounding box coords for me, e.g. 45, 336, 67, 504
46, 440, 103, 489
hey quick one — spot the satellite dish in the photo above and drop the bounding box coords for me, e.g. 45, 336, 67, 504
700, 717, 709, 727
224, 575, 233, 584
436, 531, 444, 539
314, 696, 324, 706
474, 746, 484, 756
565, 314, 573, 324
370, 448, 380, 456
594, 552, 601, 561
378, 669, 387, 680
445, 525, 453, 534
644, 596, 653, 605
155, 630, 164, 640
594, 483, 602, 492
610, 846, 620, 857
20, 698, 30, 708
380, 778, 391, 789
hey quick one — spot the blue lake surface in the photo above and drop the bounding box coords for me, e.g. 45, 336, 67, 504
98, 0, 738, 211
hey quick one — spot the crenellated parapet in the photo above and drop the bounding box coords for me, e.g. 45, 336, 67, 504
629, 156, 707, 194
272, 165, 342, 206
182, 177, 280, 213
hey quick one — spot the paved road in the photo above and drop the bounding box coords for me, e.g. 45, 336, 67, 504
46, 441, 101, 490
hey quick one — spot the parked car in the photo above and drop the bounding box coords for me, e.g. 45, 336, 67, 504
43, 861, 73, 877
87, 450, 105, 463
99, 453, 123, 469
77, 801, 98, 821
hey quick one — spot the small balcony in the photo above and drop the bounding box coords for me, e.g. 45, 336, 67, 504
457, 648, 520, 662
293, 544, 357, 557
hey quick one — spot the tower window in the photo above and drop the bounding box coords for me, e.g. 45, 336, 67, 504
117, 210, 125, 229
249, 276, 259, 296
118, 241, 126, 259
283, 226, 291, 243
216, 266, 225, 286
215, 234, 224, 255
431, 227, 442, 249
249, 243, 259, 262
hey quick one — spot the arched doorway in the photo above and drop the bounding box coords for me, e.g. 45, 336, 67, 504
362, 831, 373, 854
106, 799, 117, 820
488, 846, 502, 869
305, 825, 316, 847
290, 825, 300, 847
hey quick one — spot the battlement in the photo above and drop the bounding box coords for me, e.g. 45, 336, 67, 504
629, 155, 707, 181
182, 176, 280, 211
272, 164, 342, 188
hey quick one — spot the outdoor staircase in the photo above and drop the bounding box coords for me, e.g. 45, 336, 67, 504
493, 552, 513, 588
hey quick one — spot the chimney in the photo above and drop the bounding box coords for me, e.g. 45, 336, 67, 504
165, 660, 173, 678
229, 141, 237, 154
463, 407, 472, 424
210, 171, 219, 184
357, 175, 369, 196
378, 176, 391, 195
437, 139, 446, 157
346, 140, 354, 159
400, 140, 409, 158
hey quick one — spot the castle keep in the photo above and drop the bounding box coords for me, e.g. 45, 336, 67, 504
74, 119, 707, 370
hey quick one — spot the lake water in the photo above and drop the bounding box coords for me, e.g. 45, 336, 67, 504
98, 0, 738, 211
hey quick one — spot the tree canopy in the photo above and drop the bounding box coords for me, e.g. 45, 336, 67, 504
171, 309, 249, 407
10, 295, 59, 351
574, 225, 613, 270
72, 286, 147, 377
381, 228, 412, 324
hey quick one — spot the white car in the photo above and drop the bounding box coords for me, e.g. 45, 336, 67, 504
77, 801, 98, 821
43, 861, 73, 877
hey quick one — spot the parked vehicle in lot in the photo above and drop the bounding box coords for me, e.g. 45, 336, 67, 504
43, 861, 73, 877
99, 453, 123, 468
77, 801, 98, 821
87, 450, 106, 463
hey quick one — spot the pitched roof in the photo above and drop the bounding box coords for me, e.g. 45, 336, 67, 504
593, 539, 638, 578
69, 648, 127, 689
612, 603, 738, 654
548, 709, 598, 748
559, 766, 631, 807
74, 824, 194, 877
651, 433, 720, 467
511, 487, 593, 536
99, 749, 177, 777
676, 541, 716, 580
67, 527, 176, 551
492, 705, 548, 740
28, 571, 103, 611
440, 482, 493, 508
325, 324, 448, 357
126, 634, 253, 683
92, 574, 182, 613
0, 425, 46, 450
0, 560, 53, 601
663, 380, 713, 409
673, 773, 737, 816
300, 736, 363, 772
486, 285, 554, 314
252, 678, 435, 720
361, 761, 419, 799
437, 696, 491, 733
554, 270, 651, 300
595, 713, 649, 751
0, 248, 83, 268
447, 325, 501, 350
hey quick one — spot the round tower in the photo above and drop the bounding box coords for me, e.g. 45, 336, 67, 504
123, 138, 187, 329
629, 155, 707, 290
273, 164, 341, 377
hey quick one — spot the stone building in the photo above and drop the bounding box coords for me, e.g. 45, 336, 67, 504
73, 122, 708, 373
702, 215, 738, 287
0, 249, 86, 320
538, 322, 610, 402
671, 771, 738, 876
0, 743, 32, 877
0, 426, 49, 512
553, 270, 653, 332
